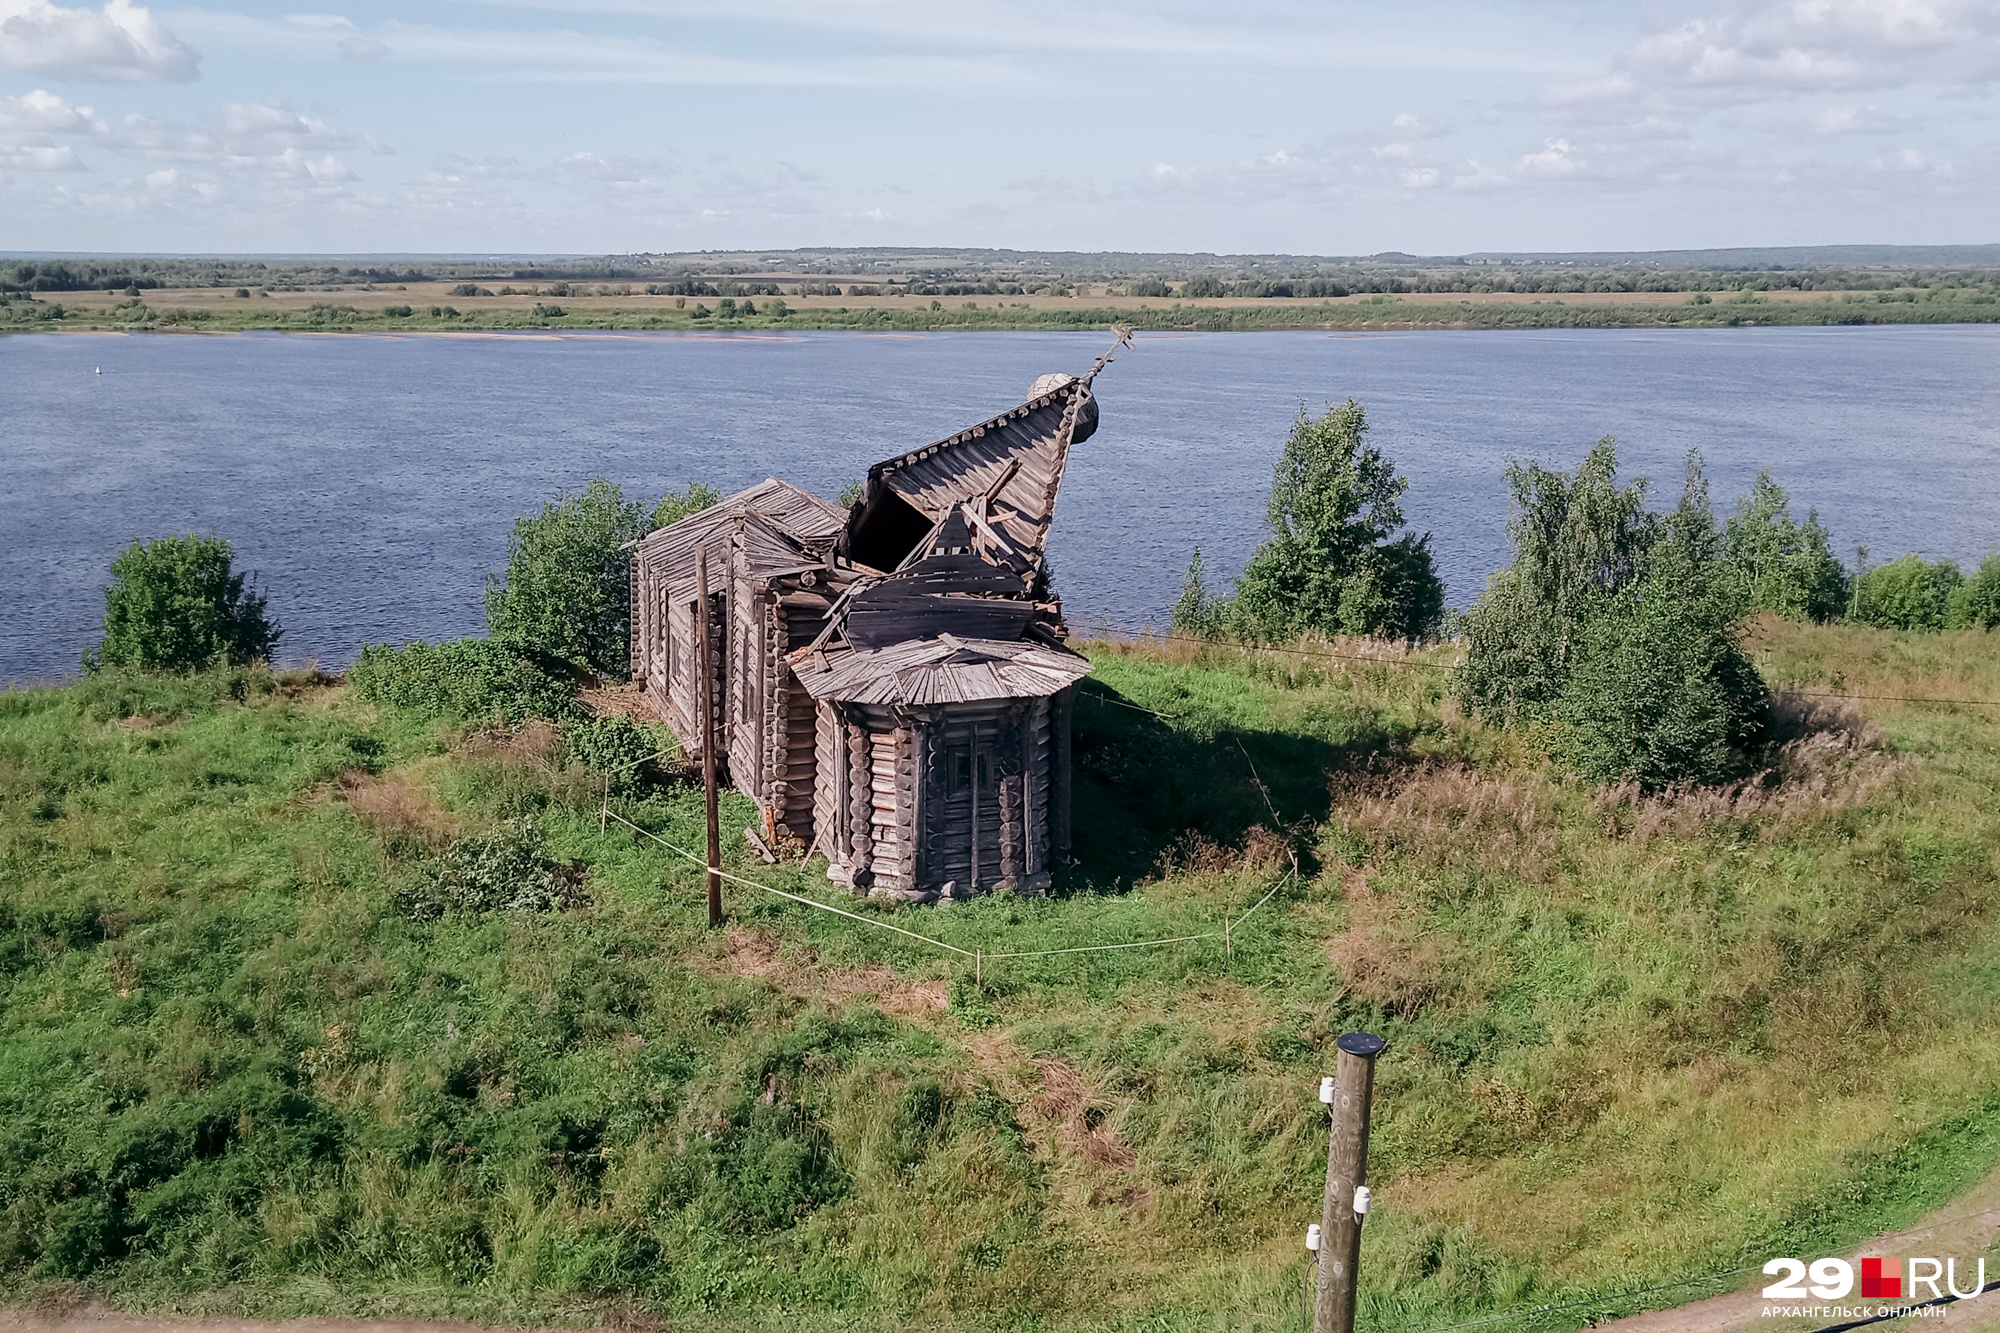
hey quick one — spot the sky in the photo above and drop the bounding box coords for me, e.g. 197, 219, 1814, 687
1, 0, 1996, 256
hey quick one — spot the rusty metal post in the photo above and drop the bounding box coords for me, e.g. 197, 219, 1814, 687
696, 545, 721, 928
1315, 1031, 1385, 1333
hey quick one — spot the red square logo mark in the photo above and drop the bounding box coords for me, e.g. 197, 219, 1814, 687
1861, 1258, 1902, 1299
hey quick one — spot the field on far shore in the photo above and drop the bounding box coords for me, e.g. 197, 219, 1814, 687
12, 278, 2000, 335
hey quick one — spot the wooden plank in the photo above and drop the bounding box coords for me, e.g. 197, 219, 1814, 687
1051, 685, 1073, 865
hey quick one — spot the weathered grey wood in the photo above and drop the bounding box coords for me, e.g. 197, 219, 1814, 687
697, 545, 722, 929
846, 714, 873, 886
1051, 686, 1073, 865
1315, 1032, 1385, 1333
895, 718, 920, 891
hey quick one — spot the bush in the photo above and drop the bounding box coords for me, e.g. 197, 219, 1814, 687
1459, 445, 1768, 787
485, 478, 647, 678
1170, 546, 1224, 638
88, 534, 279, 673
561, 712, 677, 793
1850, 553, 1962, 632
348, 639, 579, 722
399, 817, 587, 921
1721, 470, 1847, 621
1224, 400, 1444, 641
1946, 550, 2000, 630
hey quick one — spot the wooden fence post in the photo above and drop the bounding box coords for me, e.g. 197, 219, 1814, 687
696, 545, 721, 929
1314, 1031, 1385, 1333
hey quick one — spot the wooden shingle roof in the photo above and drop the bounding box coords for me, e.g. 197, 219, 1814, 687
632, 477, 846, 597
796, 634, 1091, 706
863, 376, 1096, 555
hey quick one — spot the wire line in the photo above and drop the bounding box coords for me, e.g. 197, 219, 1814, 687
603, 808, 1291, 962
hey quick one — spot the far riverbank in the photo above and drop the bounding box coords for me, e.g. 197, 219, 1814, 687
5, 279, 1998, 335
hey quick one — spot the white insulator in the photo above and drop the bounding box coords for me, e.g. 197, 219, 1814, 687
1305, 1224, 1322, 1252
1319, 1076, 1335, 1104
1353, 1186, 1372, 1216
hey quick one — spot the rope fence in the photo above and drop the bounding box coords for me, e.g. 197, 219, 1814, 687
601, 806, 1293, 974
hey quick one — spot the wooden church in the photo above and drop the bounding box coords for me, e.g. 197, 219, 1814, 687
628, 346, 1119, 902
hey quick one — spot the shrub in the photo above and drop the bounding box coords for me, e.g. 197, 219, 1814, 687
1181, 276, 1225, 298
1170, 546, 1224, 639
1850, 553, 1961, 631
88, 534, 279, 673
348, 639, 579, 722
1721, 470, 1847, 621
383, 304, 413, 317
1225, 400, 1444, 641
400, 817, 587, 921
1946, 550, 2000, 630
561, 712, 677, 793
485, 478, 647, 678
650, 482, 722, 531
1459, 446, 1768, 787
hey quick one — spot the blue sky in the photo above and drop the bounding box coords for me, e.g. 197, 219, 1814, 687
2, 0, 1996, 254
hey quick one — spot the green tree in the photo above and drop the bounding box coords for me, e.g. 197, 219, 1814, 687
1456, 440, 1652, 723
88, 534, 279, 673
486, 479, 646, 679
1721, 470, 1847, 621
1946, 550, 2000, 630
1460, 446, 1768, 787
650, 482, 722, 531
1170, 546, 1223, 638
1851, 554, 1961, 632
1549, 465, 1767, 785
1229, 400, 1444, 640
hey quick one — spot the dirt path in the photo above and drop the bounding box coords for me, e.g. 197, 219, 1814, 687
1589, 1166, 2000, 1333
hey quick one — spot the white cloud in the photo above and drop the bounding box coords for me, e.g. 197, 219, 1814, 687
1553, 0, 2000, 113
338, 35, 388, 60
0, 141, 78, 167
1516, 137, 1581, 173
0, 0, 198, 82
0, 86, 104, 133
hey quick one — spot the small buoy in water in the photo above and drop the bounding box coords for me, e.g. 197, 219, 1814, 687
95, 366, 101, 374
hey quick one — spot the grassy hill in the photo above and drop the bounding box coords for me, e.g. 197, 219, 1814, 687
3, 620, 1998, 1331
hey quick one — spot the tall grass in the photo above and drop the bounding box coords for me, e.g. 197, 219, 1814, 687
1, 623, 1997, 1330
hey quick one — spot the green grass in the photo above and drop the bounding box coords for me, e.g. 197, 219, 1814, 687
3, 623, 1999, 1331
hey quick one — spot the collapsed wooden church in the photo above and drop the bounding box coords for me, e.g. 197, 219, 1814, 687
629, 349, 1120, 902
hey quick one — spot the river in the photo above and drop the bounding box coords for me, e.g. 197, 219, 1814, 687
4, 326, 1996, 681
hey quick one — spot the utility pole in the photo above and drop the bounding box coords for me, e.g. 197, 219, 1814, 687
695, 545, 721, 928
1315, 1031, 1385, 1333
